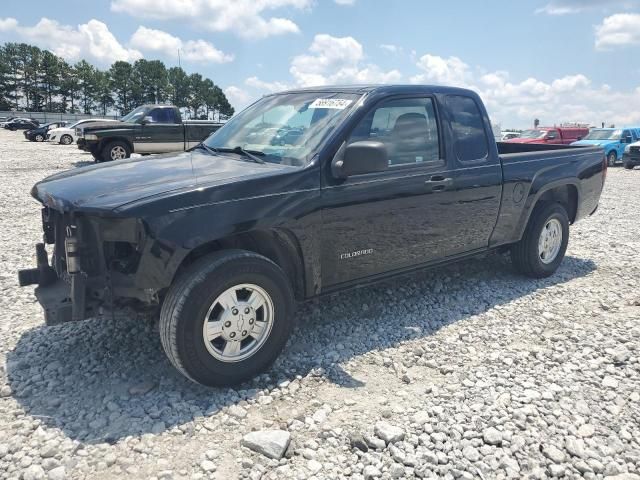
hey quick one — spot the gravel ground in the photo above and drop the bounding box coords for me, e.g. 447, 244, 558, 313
0, 128, 639, 480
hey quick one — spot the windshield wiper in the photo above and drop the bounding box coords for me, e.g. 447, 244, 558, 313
217, 146, 266, 164
192, 142, 219, 156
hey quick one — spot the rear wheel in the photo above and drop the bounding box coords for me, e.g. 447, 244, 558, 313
607, 151, 617, 167
102, 140, 131, 162
35, 134, 44, 142
159, 250, 295, 387
511, 203, 569, 278
60, 134, 73, 145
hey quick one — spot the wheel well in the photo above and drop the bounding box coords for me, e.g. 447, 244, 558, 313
99, 137, 133, 154
175, 230, 305, 300
537, 184, 578, 223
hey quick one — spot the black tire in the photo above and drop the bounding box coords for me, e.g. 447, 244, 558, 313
35, 134, 44, 142
607, 151, 617, 167
623, 161, 634, 170
101, 140, 131, 162
60, 134, 73, 145
159, 250, 295, 387
511, 202, 569, 278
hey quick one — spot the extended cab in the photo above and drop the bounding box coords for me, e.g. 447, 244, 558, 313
76, 105, 223, 162
506, 127, 588, 145
18, 85, 606, 387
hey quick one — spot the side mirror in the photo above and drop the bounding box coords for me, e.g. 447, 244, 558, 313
141, 116, 153, 125
624, 136, 633, 144
332, 141, 388, 178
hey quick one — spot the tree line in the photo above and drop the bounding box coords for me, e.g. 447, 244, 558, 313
0, 42, 234, 119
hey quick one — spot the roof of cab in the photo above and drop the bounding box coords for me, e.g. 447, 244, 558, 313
276, 84, 477, 96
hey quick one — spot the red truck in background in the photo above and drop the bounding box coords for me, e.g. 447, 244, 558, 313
505, 127, 589, 145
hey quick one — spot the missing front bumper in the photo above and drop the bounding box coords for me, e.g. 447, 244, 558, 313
18, 243, 94, 325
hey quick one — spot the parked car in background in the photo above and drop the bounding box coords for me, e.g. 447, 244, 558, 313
4, 118, 39, 131
76, 104, 224, 162
24, 122, 68, 142
47, 119, 119, 145
18, 84, 606, 386
505, 127, 589, 145
501, 131, 521, 141
571, 127, 640, 166
623, 140, 640, 169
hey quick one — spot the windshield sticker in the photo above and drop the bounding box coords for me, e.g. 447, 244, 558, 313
309, 98, 353, 109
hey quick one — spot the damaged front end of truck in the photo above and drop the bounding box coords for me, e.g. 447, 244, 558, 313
18, 199, 156, 326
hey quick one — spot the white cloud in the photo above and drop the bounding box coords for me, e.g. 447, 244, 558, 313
408, 52, 640, 127
111, 0, 310, 39
410, 54, 471, 86
224, 86, 254, 111
536, 0, 636, 15
0, 17, 18, 30
595, 13, 640, 49
129, 26, 233, 63
290, 34, 401, 86
0, 17, 141, 65
334, 0, 356, 5
380, 44, 401, 54
245, 76, 289, 92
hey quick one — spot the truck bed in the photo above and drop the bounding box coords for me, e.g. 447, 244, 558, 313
490, 142, 605, 248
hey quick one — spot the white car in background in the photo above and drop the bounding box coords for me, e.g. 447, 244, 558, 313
501, 131, 521, 141
47, 118, 119, 145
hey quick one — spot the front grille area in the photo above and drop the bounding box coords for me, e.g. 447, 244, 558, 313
41, 207, 102, 277
630, 146, 640, 155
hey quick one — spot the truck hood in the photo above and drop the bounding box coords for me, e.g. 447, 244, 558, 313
571, 139, 615, 147
31, 151, 294, 213
81, 121, 128, 131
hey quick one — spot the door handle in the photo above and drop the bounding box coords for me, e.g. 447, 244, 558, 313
425, 176, 453, 192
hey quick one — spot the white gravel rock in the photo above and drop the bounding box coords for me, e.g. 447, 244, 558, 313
374, 422, 405, 444
241, 430, 291, 459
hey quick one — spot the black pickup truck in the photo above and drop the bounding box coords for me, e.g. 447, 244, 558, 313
76, 104, 223, 162
19, 85, 606, 387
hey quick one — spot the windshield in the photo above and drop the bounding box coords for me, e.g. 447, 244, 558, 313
121, 106, 148, 123
583, 129, 622, 141
519, 129, 547, 139
203, 92, 362, 167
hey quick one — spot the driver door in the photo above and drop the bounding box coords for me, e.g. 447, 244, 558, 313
137, 108, 184, 153
320, 96, 460, 287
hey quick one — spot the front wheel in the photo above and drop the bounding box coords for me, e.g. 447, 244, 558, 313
607, 151, 617, 167
35, 134, 44, 142
624, 161, 635, 170
511, 203, 569, 278
60, 134, 73, 145
102, 140, 131, 162
159, 250, 295, 387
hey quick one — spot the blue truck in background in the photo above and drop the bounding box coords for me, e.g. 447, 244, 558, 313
571, 127, 640, 166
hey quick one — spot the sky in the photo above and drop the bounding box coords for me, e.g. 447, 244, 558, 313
2, 0, 640, 128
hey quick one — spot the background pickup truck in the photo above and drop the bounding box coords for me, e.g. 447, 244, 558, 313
19, 85, 606, 387
506, 126, 588, 145
76, 104, 223, 162
571, 127, 640, 166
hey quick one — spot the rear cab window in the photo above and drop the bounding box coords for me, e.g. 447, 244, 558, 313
445, 95, 489, 162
